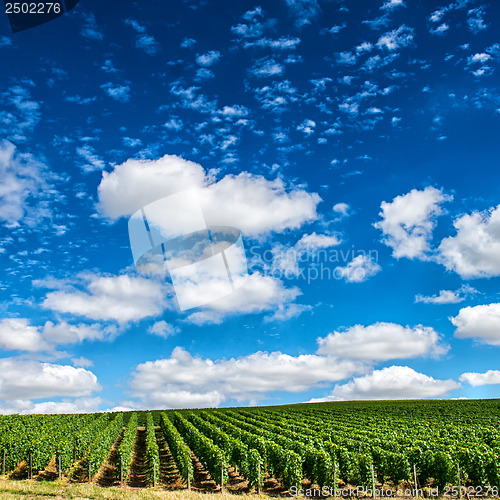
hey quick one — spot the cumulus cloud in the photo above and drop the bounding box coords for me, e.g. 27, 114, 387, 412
0, 318, 49, 352
374, 186, 451, 259
451, 303, 500, 346
42, 273, 168, 324
129, 346, 364, 407
312, 366, 460, 401
335, 255, 381, 283
0, 317, 117, 352
460, 370, 500, 387
317, 322, 448, 361
97, 154, 320, 237
438, 205, 500, 278
186, 272, 302, 324
0, 358, 101, 400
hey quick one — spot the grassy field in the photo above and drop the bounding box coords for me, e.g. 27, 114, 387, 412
0, 479, 268, 499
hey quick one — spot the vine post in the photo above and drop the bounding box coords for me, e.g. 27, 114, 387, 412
413, 465, 418, 497
258, 461, 261, 494
371, 464, 376, 497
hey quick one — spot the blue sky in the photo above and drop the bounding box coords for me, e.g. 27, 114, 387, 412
1, 0, 500, 414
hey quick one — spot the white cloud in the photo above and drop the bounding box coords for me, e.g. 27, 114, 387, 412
124, 19, 160, 55
269, 232, 341, 278
374, 186, 451, 259
317, 322, 448, 361
0, 318, 49, 352
149, 320, 180, 338
101, 83, 131, 102
0, 141, 51, 226
333, 202, 350, 217
297, 119, 316, 135
42, 273, 168, 324
129, 346, 364, 408
296, 232, 341, 249
1, 83, 41, 141
430, 23, 449, 35
381, 0, 405, 10
451, 303, 500, 346
0, 397, 102, 415
250, 57, 284, 78
0, 317, 117, 352
377, 25, 414, 51
0, 358, 101, 400
335, 255, 381, 283
136, 35, 160, 55
313, 366, 460, 401
415, 285, 476, 304
42, 321, 116, 344
72, 357, 94, 368
244, 37, 301, 50
196, 50, 221, 67
468, 53, 491, 64
467, 7, 488, 33
97, 155, 320, 237
438, 204, 500, 278
460, 370, 500, 387
186, 272, 301, 324
76, 144, 105, 172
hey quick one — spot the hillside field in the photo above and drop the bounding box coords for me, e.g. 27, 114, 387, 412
1, 400, 500, 498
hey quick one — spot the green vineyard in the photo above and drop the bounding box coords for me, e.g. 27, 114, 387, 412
1, 400, 500, 496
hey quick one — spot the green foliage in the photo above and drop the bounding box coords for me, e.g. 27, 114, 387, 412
172, 412, 228, 486
160, 412, 193, 485
84, 414, 124, 478
117, 412, 138, 480
145, 413, 160, 486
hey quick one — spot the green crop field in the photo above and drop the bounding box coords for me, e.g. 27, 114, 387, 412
1, 400, 500, 498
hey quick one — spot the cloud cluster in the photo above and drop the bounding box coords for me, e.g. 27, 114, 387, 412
42, 273, 168, 324
438, 205, 500, 278
98, 155, 320, 237
129, 346, 364, 408
317, 322, 448, 361
375, 186, 451, 259
0, 358, 101, 400
311, 366, 459, 401
0, 141, 51, 226
451, 302, 500, 346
